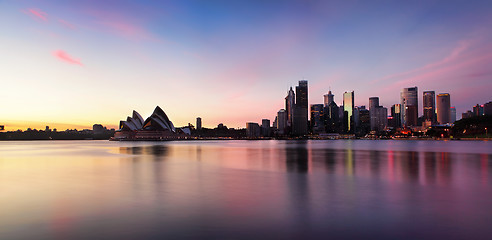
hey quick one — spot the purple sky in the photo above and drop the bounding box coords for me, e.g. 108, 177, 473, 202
1, 0, 491, 130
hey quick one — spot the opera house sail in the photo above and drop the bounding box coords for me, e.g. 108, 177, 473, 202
113, 106, 190, 141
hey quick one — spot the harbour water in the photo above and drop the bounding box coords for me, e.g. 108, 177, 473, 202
0, 140, 491, 239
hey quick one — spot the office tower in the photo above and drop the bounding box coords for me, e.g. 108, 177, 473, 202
450, 107, 456, 123
246, 123, 260, 138
473, 104, 484, 116
377, 107, 388, 131
285, 87, 295, 128
423, 91, 436, 124
324, 101, 340, 133
292, 80, 308, 136
343, 91, 354, 132
310, 104, 324, 134
196, 117, 202, 130
390, 104, 402, 128
357, 107, 370, 136
324, 90, 334, 107
369, 97, 379, 131
436, 93, 451, 124
484, 102, 492, 115
277, 109, 287, 135
261, 119, 271, 137
401, 87, 418, 127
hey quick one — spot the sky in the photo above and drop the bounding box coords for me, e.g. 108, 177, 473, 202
1, 0, 491, 131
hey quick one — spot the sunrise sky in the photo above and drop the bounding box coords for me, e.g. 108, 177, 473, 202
1, 0, 491, 130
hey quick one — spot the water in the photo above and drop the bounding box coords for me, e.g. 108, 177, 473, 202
0, 140, 491, 239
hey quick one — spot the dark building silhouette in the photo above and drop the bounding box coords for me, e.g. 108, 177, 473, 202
310, 104, 324, 134
196, 117, 202, 130
292, 80, 308, 136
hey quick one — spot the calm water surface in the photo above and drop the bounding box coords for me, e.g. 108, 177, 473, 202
0, 140, 491, 239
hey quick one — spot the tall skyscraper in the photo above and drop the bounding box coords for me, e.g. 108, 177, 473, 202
423, 91, 436, 124
343, 91, 354, 132
473, 104, 484, 116
437, 93, 451, 124
285, 87, 295, 128
484, 102, 492, 115
324, 90, 334, 107
292, 80, 308, 136
450, 107, 456, 123
196, 117, 202, 130
401, 87, 418, 127
369, 97, 379, 131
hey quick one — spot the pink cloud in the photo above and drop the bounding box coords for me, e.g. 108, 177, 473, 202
53, 50, 83, 66
24, 8, 48, 21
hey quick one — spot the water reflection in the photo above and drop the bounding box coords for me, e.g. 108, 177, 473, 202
119, 145, 169, 157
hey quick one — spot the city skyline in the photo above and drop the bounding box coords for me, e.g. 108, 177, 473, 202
1, 1, 492, 131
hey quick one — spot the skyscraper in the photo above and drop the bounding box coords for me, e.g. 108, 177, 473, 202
277, 109, 287, 135
324, 90, 334, 107
343, 91, 354, 132
292, 80, 308, 136
285, 87, 295, 128
196, 117, 202, 130
261, 119, 270, 137
310, 104, 324, 134
401, 87, 418, 127
436, 93, 451, 124
423, 91, 436, 124
390, 104, 402, 128
369, 97, 379, 131
450, 107, 456, 123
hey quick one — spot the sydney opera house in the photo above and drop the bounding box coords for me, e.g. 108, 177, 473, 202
112, 106, 191, 141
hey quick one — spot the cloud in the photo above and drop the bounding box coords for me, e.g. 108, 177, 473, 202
24, 8, 48, 21
53, 50, 83, 66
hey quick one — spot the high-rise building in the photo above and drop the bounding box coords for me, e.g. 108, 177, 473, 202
484, 102, 492, 115
376, 107, 388, 131
369, 97, 379, 131
324, 90, 334, 107
450, 107, 456, 123
277, 109, 287, 135
390, 104, 402, 128
261, 119, 270, 137
292, 80, 308, 136
401, 87, 418, 127
473, 104, 484, 116
343, 91, 354, 132
285, 87, 295, 128
310, 104, 324, 134
196, 117, 202, 130
423, 91, 436, 124
324, 101, 340, 133
436, 93, 451, 124
246, 123, 260, 138
462, 110, 473, 119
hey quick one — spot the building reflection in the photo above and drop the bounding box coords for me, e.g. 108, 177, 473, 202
285, 141, 309, 173
119, 145, 169, 158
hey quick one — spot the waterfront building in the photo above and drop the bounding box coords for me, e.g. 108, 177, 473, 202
324, 101, 340, 133
462, 110, 474, 119
343, 91, 354, 133
277, 109, 287, 135
196, 117, 202, 130
473, 104, 484, 116
285, 87, 295, 129
292, 80, 308, 136
484, 102, 492, 115
436, 93, 451, 124
369, 97, 379, 131
324, 90, 334, 107
261, 119, 271, 137
310, 104, 324, 134
390, 104, 402, 128
450, 107, 456, 123
246, 123, 260, 138
401, 87, 418, 127
423, 91, 436, 124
